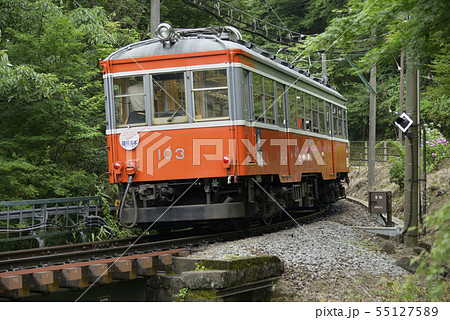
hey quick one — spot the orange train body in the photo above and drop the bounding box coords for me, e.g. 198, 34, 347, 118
107, 126, 349, 184
101, 25, 349, 225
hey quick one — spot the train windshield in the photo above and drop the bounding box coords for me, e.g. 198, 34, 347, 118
152, 73, 187, 124
113, 76, 146, 127
112, 69, 230, 127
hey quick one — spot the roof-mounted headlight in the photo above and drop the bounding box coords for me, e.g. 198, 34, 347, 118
156, 23, 173, 41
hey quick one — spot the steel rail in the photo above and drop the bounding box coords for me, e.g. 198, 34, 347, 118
0, 205, 331, 273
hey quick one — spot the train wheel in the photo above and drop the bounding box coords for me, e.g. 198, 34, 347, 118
262, 216, 273, 225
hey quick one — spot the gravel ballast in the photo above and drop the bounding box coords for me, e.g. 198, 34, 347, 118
191, 200, 415, 301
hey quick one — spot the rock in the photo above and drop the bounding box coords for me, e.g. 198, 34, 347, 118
393, 234, 404, 243
418, 241, 432, 252
395, 256, 420, 273
381, 242, 395, 254
180, 270, 230, 289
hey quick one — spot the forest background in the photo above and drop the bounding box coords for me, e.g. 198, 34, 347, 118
0, 0, 449, 201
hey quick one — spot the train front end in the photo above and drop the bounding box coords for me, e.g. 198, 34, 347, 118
100, 26, 247, 227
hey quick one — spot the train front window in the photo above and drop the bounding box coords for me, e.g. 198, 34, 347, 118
152, 72, 187, 124
113, 76, 146, 126
193, 69, 229, 120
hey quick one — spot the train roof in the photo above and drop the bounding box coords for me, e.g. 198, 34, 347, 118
104, 26, 346, 102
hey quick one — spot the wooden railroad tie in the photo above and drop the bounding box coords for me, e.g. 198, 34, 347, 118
0, 248, 188, 299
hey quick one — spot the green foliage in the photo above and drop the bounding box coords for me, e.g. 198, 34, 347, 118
306, 0, 450, 69
421, 45, 450, 139
424, 126, 449, 172
399, 202, 450, 301
94, 195, 143, 241
0, 0, 123, 201
173, 287, 190, 302
305, 0, 450, 143
194, 263, 208, 272
380, 140, 405, 190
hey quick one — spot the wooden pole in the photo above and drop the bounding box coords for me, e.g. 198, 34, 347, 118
321, 53, 328, 84
151, 0, 160, 36
368, 29, 377, 192
403, 52, 419, 247
368, 62, 376, 192
399, 49, 404, 141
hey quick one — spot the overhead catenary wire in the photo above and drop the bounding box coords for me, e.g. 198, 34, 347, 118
181, 0, 312, 45
261, 0, 288, 31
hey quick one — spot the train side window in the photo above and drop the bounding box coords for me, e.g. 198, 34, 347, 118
113, 76, 146, 127
333, 105, 341, 137
152, 72, 187, 124
338, 107, 344, 138
311, 97, 319, 133
253, 73, 264, 122
319, 100, 326, 134
343, 109, 348, 139
297, 91, 304, 130
192, 69, 229, 120
242, 70, 249, 121
276, 83, 285, 126
288, 88, 297, 129
304, 93, 311, 131
264, 78, 275, 124
326, 102, 332, 135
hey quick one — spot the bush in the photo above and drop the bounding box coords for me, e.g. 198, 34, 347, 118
399, 201, 450, 301
381, 140, 405, 190
424, 125, 450, 172
382, 126, 450, 190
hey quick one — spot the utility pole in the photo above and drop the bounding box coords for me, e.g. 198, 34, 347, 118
398, 49, 404, 141
368, 63, 377, 192
403, 52, 419, 247
151, 0, 161, 36
368, 29, 377, 192
321, 53, 328, 85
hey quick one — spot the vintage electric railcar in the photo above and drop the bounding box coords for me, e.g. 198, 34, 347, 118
100, 24, 350, 227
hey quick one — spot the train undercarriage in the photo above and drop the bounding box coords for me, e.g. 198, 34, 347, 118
119, 173, 348, 228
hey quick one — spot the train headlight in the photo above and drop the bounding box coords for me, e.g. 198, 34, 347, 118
223, 156, 230, 164
156, 23, 173, 41
113, 162, 122, 171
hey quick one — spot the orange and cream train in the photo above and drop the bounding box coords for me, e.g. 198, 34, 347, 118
100, 24, 350, 228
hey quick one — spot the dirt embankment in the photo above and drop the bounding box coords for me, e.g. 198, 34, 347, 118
346, 160, 450, 219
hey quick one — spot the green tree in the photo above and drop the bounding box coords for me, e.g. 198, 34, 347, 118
305, 0, 450, 140
400, 202, 450, 301
0, 0, 135, 200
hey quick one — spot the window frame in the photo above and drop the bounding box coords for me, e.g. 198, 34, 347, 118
287, 87, 298, 129
191, 69, 230, 122
113, 75, 147, 128
151, 72, 189, 125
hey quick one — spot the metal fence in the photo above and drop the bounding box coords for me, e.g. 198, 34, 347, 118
349, 141, 402, 167
0, 196, 103, 248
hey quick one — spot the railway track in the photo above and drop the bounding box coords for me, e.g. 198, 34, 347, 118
0, 206, 328, 273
